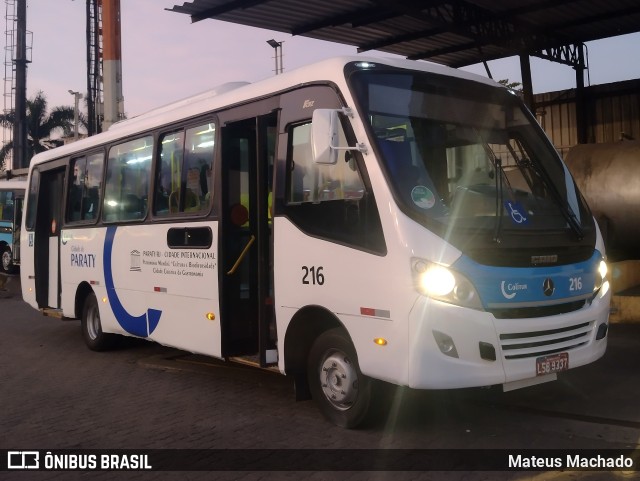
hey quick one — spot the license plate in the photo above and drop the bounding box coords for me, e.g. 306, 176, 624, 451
536, 352, 569, 376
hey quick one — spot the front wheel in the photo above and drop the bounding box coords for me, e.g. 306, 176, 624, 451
81, 292, 117, 351
307, 328, 372, 428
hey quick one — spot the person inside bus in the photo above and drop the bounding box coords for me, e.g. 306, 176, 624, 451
155, 167, 171, 213
198, 159, 210, 198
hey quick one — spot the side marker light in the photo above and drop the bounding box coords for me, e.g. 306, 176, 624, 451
374, 338, 387, 346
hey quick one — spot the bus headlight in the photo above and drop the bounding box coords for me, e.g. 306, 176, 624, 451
412, 258, 483, 310
594, 259, 609, 297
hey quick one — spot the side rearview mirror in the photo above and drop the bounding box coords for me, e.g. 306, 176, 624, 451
310, 109, 340, 165
310, 108, 368, 165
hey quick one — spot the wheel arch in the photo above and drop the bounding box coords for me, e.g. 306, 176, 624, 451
74, 281, 94, 319
283, 304, 348, 378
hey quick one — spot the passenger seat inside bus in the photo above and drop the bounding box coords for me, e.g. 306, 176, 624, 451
169, 189, 200, 213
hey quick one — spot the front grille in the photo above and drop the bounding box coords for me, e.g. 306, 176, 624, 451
489, 299, 588, 319
466, 244, 595, 268
499, 321, 594, 360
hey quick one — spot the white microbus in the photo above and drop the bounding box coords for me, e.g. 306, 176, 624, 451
0, 177, 27, 274
21, 57, 610, 427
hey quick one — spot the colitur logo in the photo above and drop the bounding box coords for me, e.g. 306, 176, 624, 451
500, 281, 528, 299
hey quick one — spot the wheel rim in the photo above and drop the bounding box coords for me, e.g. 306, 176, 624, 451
86, 302, 101, 341
2, 250, 11, 270
318, 349, 359, 411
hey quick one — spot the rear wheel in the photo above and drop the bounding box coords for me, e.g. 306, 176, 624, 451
307, 328, 372, 428
81, 292, 117, 351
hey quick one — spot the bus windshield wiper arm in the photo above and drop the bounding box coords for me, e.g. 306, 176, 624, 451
475, 129, 505, 243
564, 205, 584, 240
519, 152, 584, 240
493, 157, 504, 243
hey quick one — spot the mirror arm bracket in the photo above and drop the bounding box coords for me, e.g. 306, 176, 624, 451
337, 108, 367, 154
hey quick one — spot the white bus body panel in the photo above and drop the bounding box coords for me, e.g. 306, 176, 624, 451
59, 223, 222, 357
48, 236, 59, 307
274, 216, 411, 384
21, 232, 35, 307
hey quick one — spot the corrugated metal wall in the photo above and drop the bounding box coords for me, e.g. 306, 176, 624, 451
534, 79, 640, 158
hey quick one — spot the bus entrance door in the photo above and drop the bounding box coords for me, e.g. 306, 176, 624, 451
34, 168, 64, 309
220, 111, 277, 366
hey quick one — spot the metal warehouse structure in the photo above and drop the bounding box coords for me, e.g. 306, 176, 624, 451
168, 0, 640, 145
535, 79, 640, 156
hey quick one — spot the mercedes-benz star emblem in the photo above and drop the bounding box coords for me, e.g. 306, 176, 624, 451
543, 278, 555, 297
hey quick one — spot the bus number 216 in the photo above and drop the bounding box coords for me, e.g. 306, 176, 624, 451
302, 266, 325, 285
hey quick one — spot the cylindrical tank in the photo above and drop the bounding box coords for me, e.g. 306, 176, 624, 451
565, 141, 640, 260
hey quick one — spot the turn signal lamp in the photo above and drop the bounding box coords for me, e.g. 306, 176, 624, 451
374, 338, 388, 346
206, 312, 216, 321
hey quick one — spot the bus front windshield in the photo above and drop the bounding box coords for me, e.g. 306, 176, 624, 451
349, 68, 592, 253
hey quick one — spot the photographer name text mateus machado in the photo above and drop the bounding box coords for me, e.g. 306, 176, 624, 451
509, 454, 634, 470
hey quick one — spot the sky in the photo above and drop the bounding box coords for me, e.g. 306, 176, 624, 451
6, 0, 640, 121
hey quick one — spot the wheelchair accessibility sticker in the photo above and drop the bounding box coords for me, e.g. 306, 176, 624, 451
504, 200, 529, 225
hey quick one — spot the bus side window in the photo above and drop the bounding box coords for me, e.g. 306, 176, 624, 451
103, 136, 152, 222
68, 156, 87, 222
184, 123, 215, 213
155, 130, 183, 216
0, 190, 13, 221
67, 152, 104, 224
284, 119, 385, 253
154, 122, 215, 216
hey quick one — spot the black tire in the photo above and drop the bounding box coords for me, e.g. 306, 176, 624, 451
307, 327, 372, 428
81, 292, 117, 351
1, 246, 15, 274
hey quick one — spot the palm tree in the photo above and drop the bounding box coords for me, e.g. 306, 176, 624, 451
0, 90, 79, 170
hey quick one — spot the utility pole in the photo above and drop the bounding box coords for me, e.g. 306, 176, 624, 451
12, 0, 28, 169
101, 0, 124, 130
86, 0, 101, 135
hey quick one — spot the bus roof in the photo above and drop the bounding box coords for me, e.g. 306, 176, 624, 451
28, 56, 500, 168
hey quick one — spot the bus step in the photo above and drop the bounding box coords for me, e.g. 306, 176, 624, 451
40, 308, 69, 320
229, 355, 279, 372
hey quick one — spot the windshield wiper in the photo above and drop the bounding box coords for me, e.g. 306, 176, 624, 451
493, 157, 504, 243
475, 129, 508, 243
510, 140, 584, 240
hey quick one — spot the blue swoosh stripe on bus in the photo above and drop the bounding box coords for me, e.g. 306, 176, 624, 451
103, 226, 162, 337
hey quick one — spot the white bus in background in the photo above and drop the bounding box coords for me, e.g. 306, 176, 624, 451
20, 56, 610, 427
0, 177, 27, 274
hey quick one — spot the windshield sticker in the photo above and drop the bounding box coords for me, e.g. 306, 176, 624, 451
411, 186, 436, 209
504, 200, 529, 225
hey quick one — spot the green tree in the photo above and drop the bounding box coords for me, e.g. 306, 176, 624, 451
0, 90, 79, 169
498, 79, 523, 91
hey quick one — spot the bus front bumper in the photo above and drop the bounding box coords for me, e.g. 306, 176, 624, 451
407, 289, 610, 390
